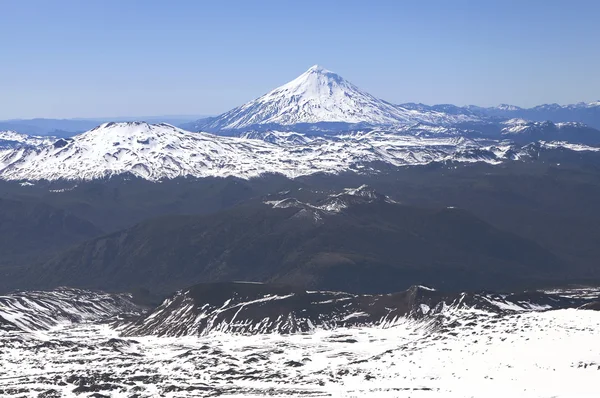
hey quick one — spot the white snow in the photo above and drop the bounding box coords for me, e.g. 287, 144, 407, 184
2, 287, 600, 396
197, 65, 480, 130
0, 122, 597, 183
0, 130, 56, 147
2, 307, 600, 397
495, 104, 522, 111
0, 122, 514, 182
539, 140, 600, 152
0, 288, 137, 332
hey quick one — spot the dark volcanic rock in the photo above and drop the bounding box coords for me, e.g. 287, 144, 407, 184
0, 314, 18, 331
37, 389, 61, 398
579, 301, 600, 310
120, 282, 594, 337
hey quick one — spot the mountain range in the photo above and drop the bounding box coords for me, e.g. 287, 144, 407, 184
1, 64, 600, 298
0, 121, 555, 182
0, 131, 56, 149
5, 185, 573, 295
401, 101, 600, 129
185, 65, 480, 132
469, 101, 600, 128
183, 65, 600, 132
3, 66, 599, 139
0, 120, 598, 183
0, 115, 207, 137
0, 65, 597, 184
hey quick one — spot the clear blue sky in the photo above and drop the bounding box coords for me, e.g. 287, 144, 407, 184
1, 0, 599, 119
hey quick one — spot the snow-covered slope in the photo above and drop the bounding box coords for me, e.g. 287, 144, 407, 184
238, 130, 313, 145
0, 121, 598, 182
534, 101, 600, 110
0, 122, 291, 181
0, 122, 510, 182
462, 101, 600, 129
471, 101, 600, 113
266, 184, 396, 215
500, 119, 600, 144
0, 130, 55, 148
1, 286, 599, 397
192, 65, 479, 131
0, 288, 139, 332
501, 119, 580, 135
119, 283, 596, 337
319, 184, 396, 211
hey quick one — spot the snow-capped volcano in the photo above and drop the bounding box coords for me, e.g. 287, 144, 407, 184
0, 122, 290, 181
191, 65, 475, 131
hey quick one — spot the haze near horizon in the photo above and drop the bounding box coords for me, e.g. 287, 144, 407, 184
1, 0, 599, 119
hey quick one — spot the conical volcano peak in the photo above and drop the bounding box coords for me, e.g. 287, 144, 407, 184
295, 64, 342, 85
307, 64, 325, 72
191, 65, 480, 132
305, 64, 331, 74
267, 65, 352, 101
197, 66, 420, 130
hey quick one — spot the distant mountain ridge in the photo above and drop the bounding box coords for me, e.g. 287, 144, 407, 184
0, 65, 598, 182
403, 101, 600, 129
3, 66, 599, 136
23, 186, 565, 294
183, 64, 600, 132
0, 121, 599, 182
0, 115, 208, 137
0, 130, 56, 148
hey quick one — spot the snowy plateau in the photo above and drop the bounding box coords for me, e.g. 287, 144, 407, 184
1, 286, 600, 397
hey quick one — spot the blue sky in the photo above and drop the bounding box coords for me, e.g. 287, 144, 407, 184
1, 0, 599, 119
